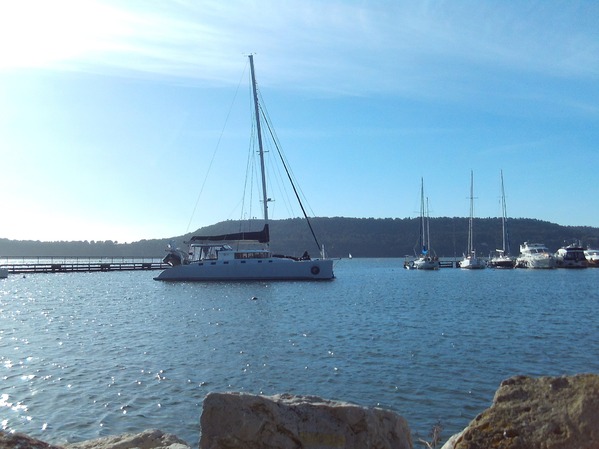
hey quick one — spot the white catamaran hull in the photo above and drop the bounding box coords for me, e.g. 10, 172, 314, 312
155, 257, 334, 281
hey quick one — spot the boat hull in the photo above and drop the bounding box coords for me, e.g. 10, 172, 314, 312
459, 259, 486, 269
459, 254, 486, 269
407, 257, 440, 270
555, 246, 588, 268
515, 256, 555, 269
154, 257, 334, 281
488, 256, 515, 269
516, 242, 556, 269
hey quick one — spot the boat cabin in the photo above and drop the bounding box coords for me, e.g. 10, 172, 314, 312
188, 243, 271, 262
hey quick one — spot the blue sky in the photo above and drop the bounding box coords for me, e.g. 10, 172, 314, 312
0, 0, 598, 243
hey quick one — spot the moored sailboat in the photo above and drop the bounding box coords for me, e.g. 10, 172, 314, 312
155, 55, 334, 281
405, 178, 439, 270
488, 170, 515, 268
459, 171, 486, 269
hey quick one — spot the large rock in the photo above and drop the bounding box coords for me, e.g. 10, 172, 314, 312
442, 374, 599, 449
0, 429, 190, 449
65, 429, 190, 449
199, 392, 412, 449
0, 432, 63, 449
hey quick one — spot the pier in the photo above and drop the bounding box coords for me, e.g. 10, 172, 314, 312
0, 257, 169, 274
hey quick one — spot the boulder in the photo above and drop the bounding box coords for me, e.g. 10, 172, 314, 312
0, 430, 189, 449
441, 374, 599, 449
0, 432, 63, 449
65, 429, 190, 449
199, 392, 412, 449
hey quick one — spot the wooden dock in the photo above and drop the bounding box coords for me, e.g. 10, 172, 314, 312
0, 257, 169, 274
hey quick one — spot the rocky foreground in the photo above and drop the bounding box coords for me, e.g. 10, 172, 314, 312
1, 374, 598, 449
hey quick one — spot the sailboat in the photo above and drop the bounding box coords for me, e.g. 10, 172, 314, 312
155, 55, 334, 281
459, 171, 486, 269
406, 178, 439, 270
488, 170, 515, 268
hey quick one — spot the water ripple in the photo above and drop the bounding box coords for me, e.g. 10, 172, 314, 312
1, 264, 599, 445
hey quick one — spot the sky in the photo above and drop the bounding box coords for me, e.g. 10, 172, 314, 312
0, 0, 598, 243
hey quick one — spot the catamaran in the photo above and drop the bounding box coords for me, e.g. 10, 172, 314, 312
155, 56, 334, 281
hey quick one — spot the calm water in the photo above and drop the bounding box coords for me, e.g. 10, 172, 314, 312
1, 259, 598, 446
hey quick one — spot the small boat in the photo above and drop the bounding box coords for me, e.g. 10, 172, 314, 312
585, 248, 599, 267
555, 242, 588, 268
515, 242, 556, 269
459, 171, 486, 269
154, 56, 334, 282
405, 178, 439, 270
488, 170, 515, 268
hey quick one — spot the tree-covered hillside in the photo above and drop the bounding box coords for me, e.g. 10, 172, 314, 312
1, 217, 598, 258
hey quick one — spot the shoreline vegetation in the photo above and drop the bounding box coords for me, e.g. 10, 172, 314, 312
1, 217, 598, 260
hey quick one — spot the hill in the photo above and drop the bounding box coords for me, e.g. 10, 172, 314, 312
1, 217, 598, 259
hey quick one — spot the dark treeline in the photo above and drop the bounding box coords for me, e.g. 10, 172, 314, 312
1, 217, 598, 259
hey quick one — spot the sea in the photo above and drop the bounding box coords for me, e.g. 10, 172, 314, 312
1, 259, 598, 447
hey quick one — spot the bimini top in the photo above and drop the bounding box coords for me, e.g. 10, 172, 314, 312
189, 224, 270, 243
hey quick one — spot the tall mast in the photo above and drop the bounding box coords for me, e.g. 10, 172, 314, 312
420, 178, 425, 254
500, 169, 509, 255
468, 170, 474, 254
248, 54, 269, 222
426, 196, 431, 255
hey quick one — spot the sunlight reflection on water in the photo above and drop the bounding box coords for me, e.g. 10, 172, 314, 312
1, 263, 598, 446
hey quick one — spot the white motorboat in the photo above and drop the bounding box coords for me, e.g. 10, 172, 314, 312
488, 170, 515, 268
555, 243, 588, 268
155, 55, 334, 282
585, 248, 599, 267
459, 171, 486, 269
515, 242, 556, 269
405, 178, 439, 270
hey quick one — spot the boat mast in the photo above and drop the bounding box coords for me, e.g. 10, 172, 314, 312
468, 170, 474, 255
426, 196, 431, 256
248, 54, 269, 222
500, 169, 509, 255
419, 178, 426, 255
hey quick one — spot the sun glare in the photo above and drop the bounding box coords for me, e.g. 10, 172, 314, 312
0, 0, 123, 69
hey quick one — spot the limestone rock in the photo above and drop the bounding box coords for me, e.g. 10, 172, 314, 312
65, 429, 190, 449
442, 374, 599, 449
199, 392, 413, 449
0, 431, 63, 449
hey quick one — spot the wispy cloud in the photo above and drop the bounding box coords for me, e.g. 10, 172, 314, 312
2, 1, 597, 96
